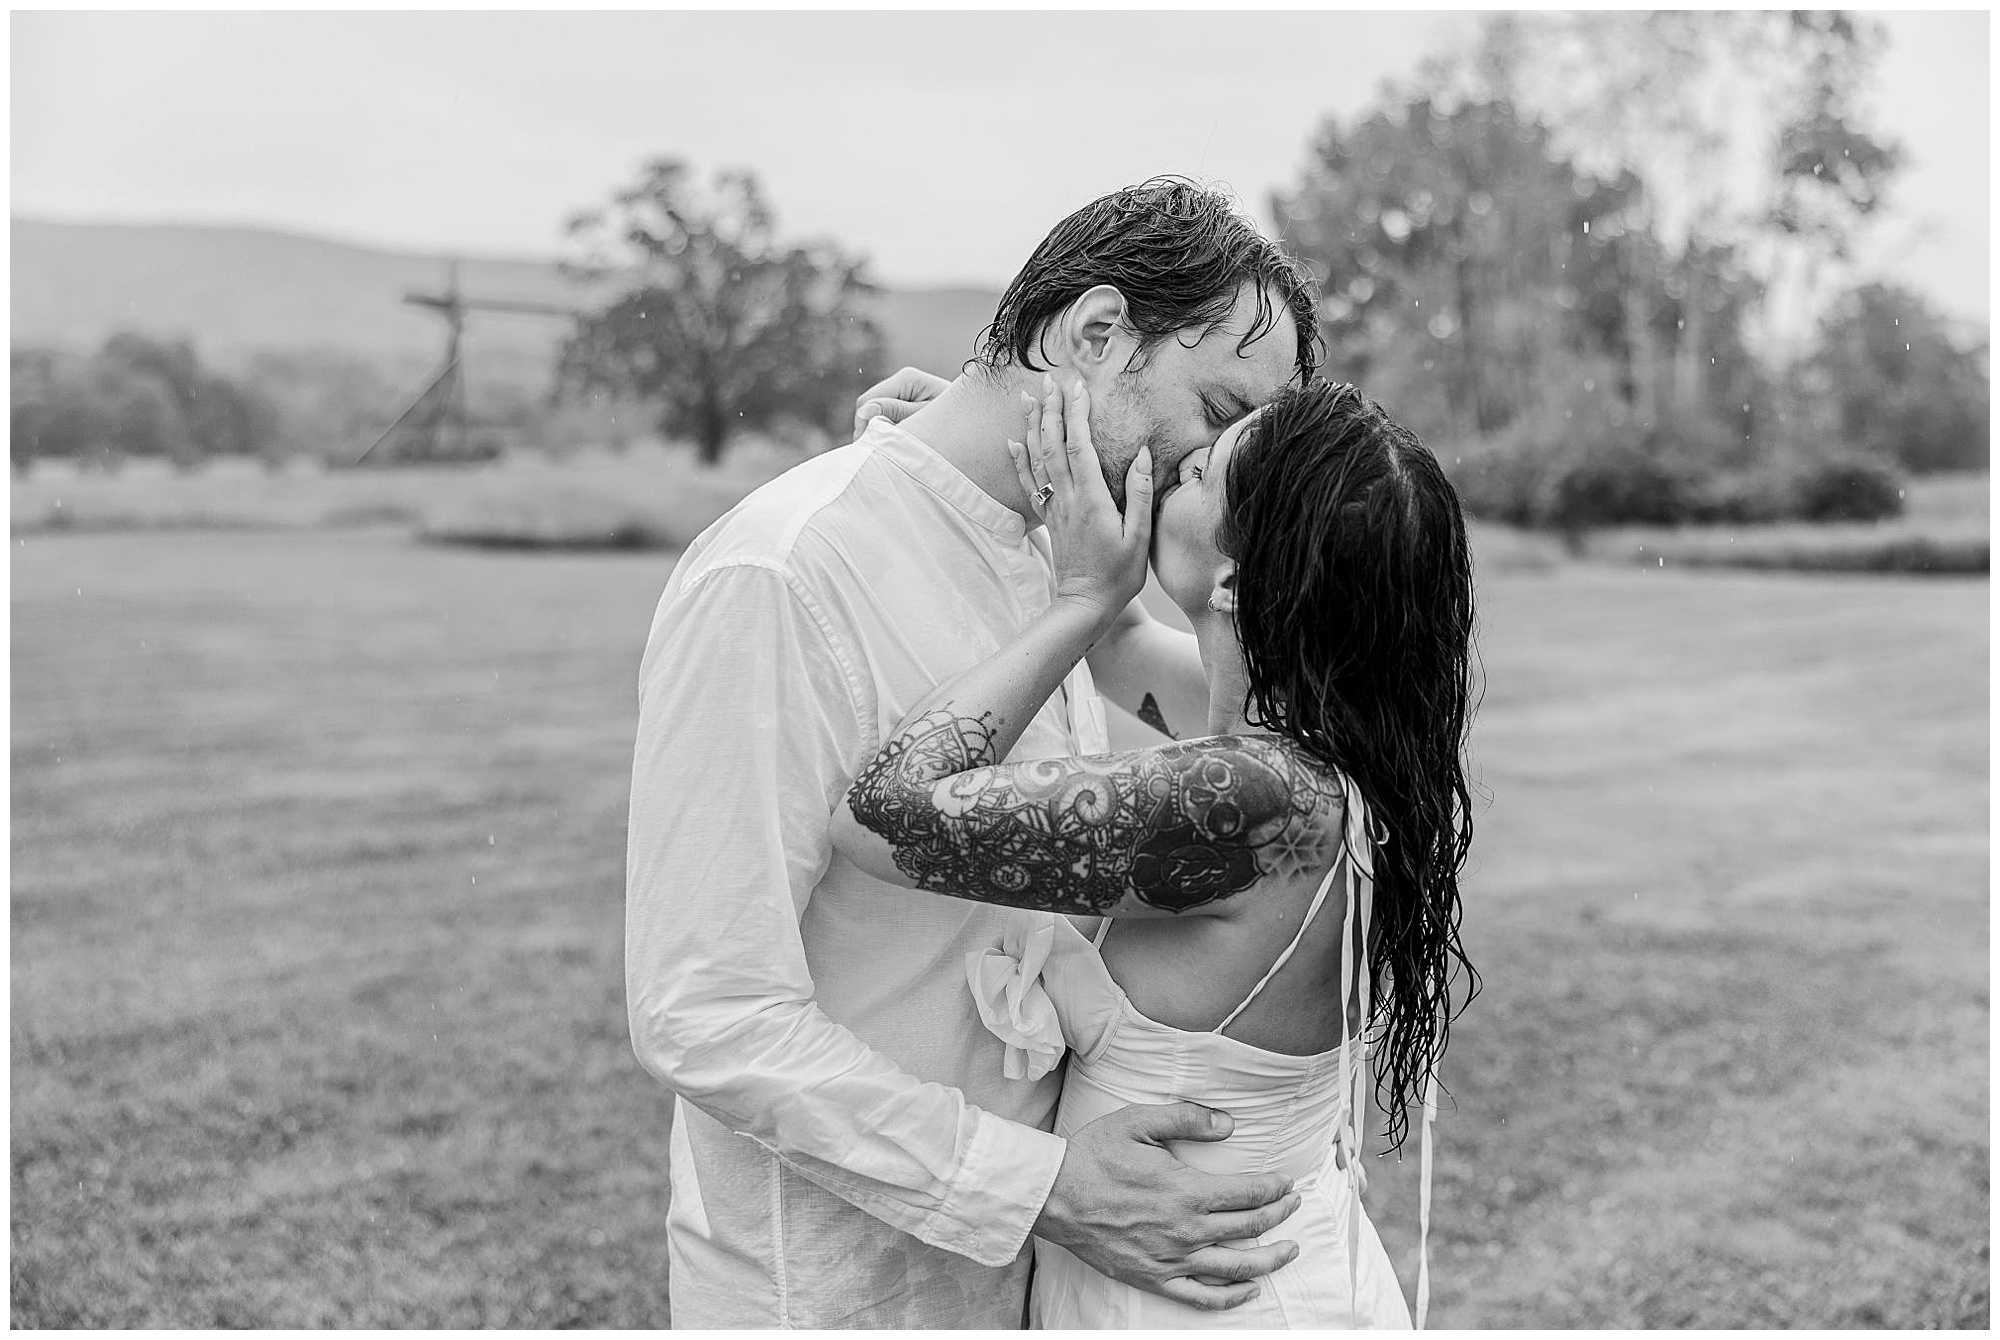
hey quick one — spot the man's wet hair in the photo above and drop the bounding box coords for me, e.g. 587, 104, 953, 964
974, 177, 1321, 384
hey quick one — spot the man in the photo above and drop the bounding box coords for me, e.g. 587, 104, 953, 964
626, 178, 1321, 1328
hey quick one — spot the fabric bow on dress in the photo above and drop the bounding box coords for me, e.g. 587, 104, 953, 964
964, 922, 1066, 1082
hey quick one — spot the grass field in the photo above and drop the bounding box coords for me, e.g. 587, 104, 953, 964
11, 528, 1989, 1327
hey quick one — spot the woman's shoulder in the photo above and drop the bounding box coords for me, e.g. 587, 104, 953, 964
1138, 731, 1346, 807
1113, 732, 1350, 892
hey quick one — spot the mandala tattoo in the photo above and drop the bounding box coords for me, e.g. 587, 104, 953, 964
848, 709, 1344, 915
1136, 692, 1177, 740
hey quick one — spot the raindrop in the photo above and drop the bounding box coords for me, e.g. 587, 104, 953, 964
1583, 221, 1590, 235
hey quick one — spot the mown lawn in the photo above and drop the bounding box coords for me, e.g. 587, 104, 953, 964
11, 528, 1989, 1326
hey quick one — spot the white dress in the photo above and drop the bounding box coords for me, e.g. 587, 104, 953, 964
967, 778, 1435, 1330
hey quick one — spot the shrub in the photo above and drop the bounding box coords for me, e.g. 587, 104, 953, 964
1546, 448, 1692, 529
1450, 443, 1554, 528
1788, 455, 1906, 523
1444, 375, 1753, 531
1681, 469, 1797, 525
1443, 376, 1616, 527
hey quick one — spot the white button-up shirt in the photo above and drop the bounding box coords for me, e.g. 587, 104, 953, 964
626, 418, 1111, 1328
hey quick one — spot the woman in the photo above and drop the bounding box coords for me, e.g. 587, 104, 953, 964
830, 376, 1478, 1328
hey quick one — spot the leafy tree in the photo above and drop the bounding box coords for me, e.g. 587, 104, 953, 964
1801, 283, 1989, 473
9, 346, 158, 471
1277, 98, 1636, 441
99, 333, 278, 468
1271, 13, 1956, 535
13, 351, 68, 473
10, 336, 281, 473
1435, 12, 1900, 386
557, 160, 884, 464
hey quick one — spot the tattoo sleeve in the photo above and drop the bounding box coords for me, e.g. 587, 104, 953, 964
1135, 692, 1177, 740
847, 709, 1341, 915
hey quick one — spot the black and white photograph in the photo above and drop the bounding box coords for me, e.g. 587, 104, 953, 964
10, 8, 1989, 1329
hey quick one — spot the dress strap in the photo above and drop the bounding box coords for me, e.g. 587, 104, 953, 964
1208, 776, 1368, 1040
1416, 1065, 1437, 1328
1341, 774, 1373, 1327
1213, 862, 1341, 1037
1091, 917, 1112, 949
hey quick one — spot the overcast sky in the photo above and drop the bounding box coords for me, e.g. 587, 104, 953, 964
11, 10, 1990, 323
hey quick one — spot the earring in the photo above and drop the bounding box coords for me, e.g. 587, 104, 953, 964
1207, 595, 1222, 613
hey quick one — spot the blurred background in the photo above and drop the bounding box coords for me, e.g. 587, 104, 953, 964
11, 10, 1987, 1328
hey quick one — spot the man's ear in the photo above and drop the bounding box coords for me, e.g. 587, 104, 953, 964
1057, 284, 1134, 371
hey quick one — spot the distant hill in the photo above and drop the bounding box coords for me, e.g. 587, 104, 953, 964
11, 218, 999, 396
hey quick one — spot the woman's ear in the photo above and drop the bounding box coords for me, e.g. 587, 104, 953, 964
1207, 563, 1239, 616
1057, 284, 1133, 371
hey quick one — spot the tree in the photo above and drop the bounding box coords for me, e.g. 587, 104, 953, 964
557, 160, 884, 464
1802, 283, 1989, 473
98, 333, 278, 469
1427, 12, 1901, 409
1275, 97, 1638, 442
10, 336, 282, 474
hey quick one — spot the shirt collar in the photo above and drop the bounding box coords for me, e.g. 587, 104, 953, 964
866, 418, 1030, 547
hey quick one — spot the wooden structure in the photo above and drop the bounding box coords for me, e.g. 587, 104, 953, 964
351, 262, 574, 466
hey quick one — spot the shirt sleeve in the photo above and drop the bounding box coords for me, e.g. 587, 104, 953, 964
625, 560, 1066, 1266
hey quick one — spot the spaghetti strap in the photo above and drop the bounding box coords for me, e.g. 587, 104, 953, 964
1324, 775, 1440, 1330
1091, 917, 1112, 949
1342, 773, 1373, 1326
1213, 862, 1341, 1036
1215, 774, 1367, 1038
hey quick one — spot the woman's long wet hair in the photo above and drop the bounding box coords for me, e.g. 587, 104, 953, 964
1219, 380, 1480, 1152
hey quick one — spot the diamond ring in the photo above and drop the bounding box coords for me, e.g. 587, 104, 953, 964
1031, 483, 1055, 508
